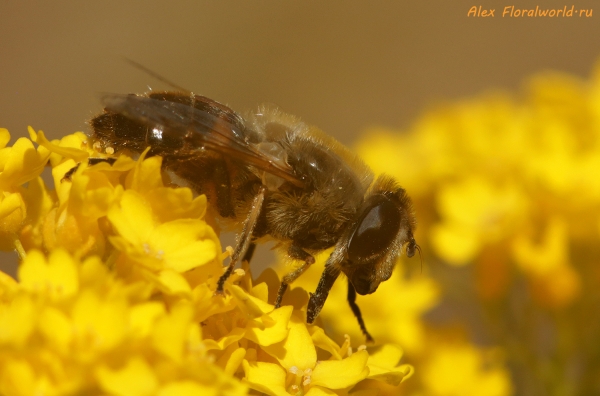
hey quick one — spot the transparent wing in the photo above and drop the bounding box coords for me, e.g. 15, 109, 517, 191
100, 93, 303, 187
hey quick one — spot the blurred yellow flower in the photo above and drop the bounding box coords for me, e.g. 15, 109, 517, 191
421, 343, 512, 396
432, 176, 527, 265
354, 60, 600, 395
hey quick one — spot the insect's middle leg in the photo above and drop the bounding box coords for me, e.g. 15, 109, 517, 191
347, 281, 373, 342
242, 242, 257, 264
274, 244, 315, 308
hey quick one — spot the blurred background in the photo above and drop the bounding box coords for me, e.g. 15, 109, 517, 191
2, 1, 600, 395
2, 1, 598, 143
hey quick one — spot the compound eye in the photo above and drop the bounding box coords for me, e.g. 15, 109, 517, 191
347, 196, 401, 263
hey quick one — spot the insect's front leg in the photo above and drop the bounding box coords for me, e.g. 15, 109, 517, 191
307, 265, 340, 324
216, 186, 266, 294
347, 281, 373, 342
274, 244, 315, 308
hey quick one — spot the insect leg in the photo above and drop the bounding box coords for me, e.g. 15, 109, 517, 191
274, 244, 315, 308
347, 281, 374, 342
307, 266, 340, 324
61, 157, 117, 182
216, 185, 266, 294
242, 242, 257, 264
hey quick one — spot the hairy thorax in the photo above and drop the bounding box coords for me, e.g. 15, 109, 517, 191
263, 136, 369, 251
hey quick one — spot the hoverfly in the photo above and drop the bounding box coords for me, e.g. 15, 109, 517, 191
89, 91, 419, 341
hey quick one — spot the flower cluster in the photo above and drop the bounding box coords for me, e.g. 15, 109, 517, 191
339, 61, 600, 394
0, 129, 411, 395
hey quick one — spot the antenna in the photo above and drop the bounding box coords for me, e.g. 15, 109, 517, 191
123, 57, 192, 94
416, 244, 423, 273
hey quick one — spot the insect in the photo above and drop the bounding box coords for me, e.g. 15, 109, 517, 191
89, 91, 419, 341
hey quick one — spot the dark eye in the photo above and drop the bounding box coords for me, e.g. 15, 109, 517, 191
347, 196, 401, 263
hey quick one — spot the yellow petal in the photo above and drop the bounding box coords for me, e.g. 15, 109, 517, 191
225, 347, 247, 376
128, 302, 165, 338
512, 216, 568, 275
96, 357, 158, 396
430, 222, 481, 265
0, 128, 10, 148
366, 344, 413, 385
19, 176, 55, 242
47, 249, 79, 296
245, 305, 293, 346
203, 327, 246, 351
262, 314, 316, 371
309, 326, 343, 360
151, 303, 194, 362
229, 284, 274, 317
152, 269, 192, 295
193, 283, 237, 324
146, 187, 207, 223
158, 381, 217, 396
150, 220, 217, 272
215, 344, 247, 376
0, 358, 36, 396
310, 350, 369, 389
0, 192, 24, 219
242, 360, 289, 396
366, 344, 402, 370
71, 290, 128, 352
0, 270, 17, 297
38, 306, 72, 354
0, 294, 36, 347
422, 344, 512, 396
128, 154, 164, 192
79, 255, 111, 286
305, 387, 338, 396
68, 166, 121, 218
250, 281, 269, 302
108, 190, 155, 248
18, 249, 79, 300
32, 129, 88, 162
0, 192, 26, 247
0, 136, 49, 189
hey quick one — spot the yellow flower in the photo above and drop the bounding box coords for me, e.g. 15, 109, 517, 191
0, 128, 52, 254
18, 249, 78, 300
0, 129, 413, 395
107, 189, 218, 273
0, 128, 50, 190
432, 176, 528, 265
0, 248, 245, 395
512, 216, 580, 308
243, 316, 410, 395
421, 343, 512, 396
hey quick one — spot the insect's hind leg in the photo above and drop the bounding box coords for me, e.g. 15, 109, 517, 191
61, 157, 117, 181
274, 244, 315, 308
216, 186, 266, 294
347, 281, 373, 342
